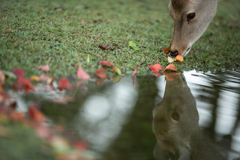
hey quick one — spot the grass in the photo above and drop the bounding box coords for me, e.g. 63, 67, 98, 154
0, 0, 240, 78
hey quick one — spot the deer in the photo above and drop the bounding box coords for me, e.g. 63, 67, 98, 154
168, 0, 219, 57
152, 73, 226, 160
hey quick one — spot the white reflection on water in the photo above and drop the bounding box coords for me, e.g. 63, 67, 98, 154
76, 77, 138, 152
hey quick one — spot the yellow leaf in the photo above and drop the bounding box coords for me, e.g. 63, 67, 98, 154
30, 76, 40, 81
114, 67, 125, 76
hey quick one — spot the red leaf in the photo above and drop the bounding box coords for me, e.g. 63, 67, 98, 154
28, 104, 44, 123
132, 76, 136, 85
38, 65, 50, 72
16, 77, 34, 91
73, 141, 88, 150
132, 66, 138, 76
164, 64, 177, 71
12, 68, 24, 78
98, 61, 114, 67
148, 63, 162, 73
95, 67, 108, 79
99, 44, 110, 50
58, 78, 74, 91
153, 72, 162, 77
77, 66, 90, 80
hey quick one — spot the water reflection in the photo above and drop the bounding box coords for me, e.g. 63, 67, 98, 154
153, 73, 226, 160
76, 77, 138, 152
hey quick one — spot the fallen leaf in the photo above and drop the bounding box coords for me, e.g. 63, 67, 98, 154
175, 55, 184, 62
30, 76, 40, 82
99, 44, 110, 50
113, 67, 125, 76
35, 125, 52, 139
15, 77, 34, 91
9, 111, 25, 122
39, 74, 50, 82
132, 66, 138, 76
87, 55, 90, 63
161, 48, 169, 53
112, 74, 120, 82
148, 63, 162, 73
73, 141, 88, 151
77, 66, 91, 80
164, 64, 177, 71
95, 78, 105, 86
98, 61, 114, 67
28, 104, 45, 123
95, 67, 108, 79
0, 70, 5, 85
163, 72, 181, 81
58, 78, 74, 90
12, 68, 24, 78
129, 41, 140, 51
168, 56, 175, 63
153, 72, 162, 77
132, 76, 136, 85
38, 65, 50, 72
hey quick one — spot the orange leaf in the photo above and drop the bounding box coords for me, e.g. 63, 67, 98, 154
161, 48, 169, 53
77, 66, 91, 80
132, 66, 138, 76
163, 72, 181, 81
28, 104, 44, 123
174, 55, 184, 62
95, 67, 107, 79
98, 61, 114, 66
164, 64, 177, 71
99, 44, 110, 50
148, 63, 162, 73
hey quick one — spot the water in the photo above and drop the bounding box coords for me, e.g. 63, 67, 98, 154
3, 70, 240, 160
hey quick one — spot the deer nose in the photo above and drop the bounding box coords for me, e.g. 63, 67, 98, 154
170, 50, 178, 57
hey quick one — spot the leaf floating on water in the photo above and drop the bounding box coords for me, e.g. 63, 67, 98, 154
112, 74, 120, 82
129, 41, 140, 51
58, 78, 74, 91
153, 72, 162, 77
163, 72, 181, 81
77, 66, 91, 80
132, 76, 136, 85
132, 66, 138, 76
148, 63, 162, 73
38, 65, 50, 72
175, 55, 184, 62
98, 61, 114, 67
95, 67, 108, 79
99, 44, 110, 50
164, 64, 177, 71
28, 104, 45, 123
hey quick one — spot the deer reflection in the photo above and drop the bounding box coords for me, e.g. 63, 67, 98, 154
152, 74, 226, 160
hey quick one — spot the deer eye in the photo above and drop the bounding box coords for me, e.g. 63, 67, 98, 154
187, 13, 196, 21
172, 111, 180, 121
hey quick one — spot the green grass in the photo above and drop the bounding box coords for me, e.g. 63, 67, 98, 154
0, 0, 240, 77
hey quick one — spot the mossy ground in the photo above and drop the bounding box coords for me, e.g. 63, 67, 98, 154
1, 0, 240, 77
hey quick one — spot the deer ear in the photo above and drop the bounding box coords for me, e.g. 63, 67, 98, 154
171, 0, 187, 12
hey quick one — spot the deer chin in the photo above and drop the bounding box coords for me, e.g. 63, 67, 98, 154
182, 46, 192, 57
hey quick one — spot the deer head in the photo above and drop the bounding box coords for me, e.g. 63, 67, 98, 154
168, 0, 219, 57
152, 74, 226, 160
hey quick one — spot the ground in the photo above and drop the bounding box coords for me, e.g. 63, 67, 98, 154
0, 0, 240, 75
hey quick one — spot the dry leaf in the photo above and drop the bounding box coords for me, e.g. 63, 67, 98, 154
175, 55, 184, 62
164, 64, 177, 72
148, 63, 162, 73
38, 65, 50, 72
77, 66, 90, 80
95, 67, 108, 79
168, 56, 175, 63
98, 61, 114, 66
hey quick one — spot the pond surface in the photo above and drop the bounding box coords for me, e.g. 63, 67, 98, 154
4, 70, 240, 160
